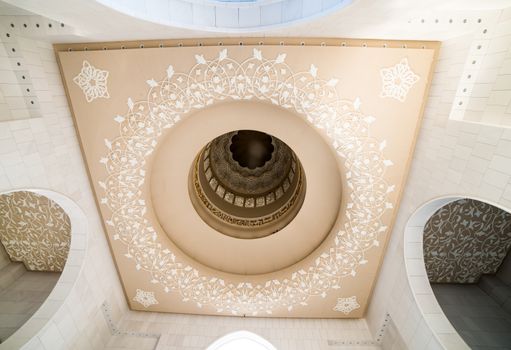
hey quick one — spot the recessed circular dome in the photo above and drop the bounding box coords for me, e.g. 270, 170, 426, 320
230, 130, 274, 169
189, 129, 306, 239
150, 101, 342, 274
94, 0, 353, 32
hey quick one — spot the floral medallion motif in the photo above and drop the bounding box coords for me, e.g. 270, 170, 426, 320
333, 296, 360, 314
73, 60, 110, 102
133, 289, 159, 308
380, 58, 420, 102
99, 48, 395, 315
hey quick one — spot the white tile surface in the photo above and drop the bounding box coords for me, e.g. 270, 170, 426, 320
193, 3, 215, 27
238, 7, 260, 28
260, 3, 282, 26
0, 3, 511, 350
215, 7, 238, 28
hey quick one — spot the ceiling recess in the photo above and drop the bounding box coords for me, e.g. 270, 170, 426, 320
189, 130, 306, 239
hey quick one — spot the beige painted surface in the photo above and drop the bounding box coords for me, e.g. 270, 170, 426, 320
57, 41, 437, 317
151, 101, 341, 274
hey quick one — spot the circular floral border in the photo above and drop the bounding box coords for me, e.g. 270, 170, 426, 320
98, 48, 395, 315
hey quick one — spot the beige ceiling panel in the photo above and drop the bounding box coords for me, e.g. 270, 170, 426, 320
57, 40, 438, 317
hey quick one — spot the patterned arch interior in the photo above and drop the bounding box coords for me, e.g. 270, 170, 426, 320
424, 198, 511, 283
0, 191, 71, 272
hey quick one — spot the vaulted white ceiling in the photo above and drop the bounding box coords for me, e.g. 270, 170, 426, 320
1, 0, 510, 41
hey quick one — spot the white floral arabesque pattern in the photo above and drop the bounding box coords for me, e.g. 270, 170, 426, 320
333, 296, 360, 314
0, 191, 71, 272
380, 58, 420, 102
133, 289, 159, 308
424, 198, 511, 283
73, 60, 110, 102
99, 48, 396, 315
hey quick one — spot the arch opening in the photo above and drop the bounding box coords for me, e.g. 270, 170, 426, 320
206, 330, 277, 350
0, 189, 87, 348
404, 196, 511, 350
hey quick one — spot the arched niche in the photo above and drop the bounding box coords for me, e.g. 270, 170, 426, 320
404, 195, 511, 350
0, 189, 87, 349
207, 330, 277, 350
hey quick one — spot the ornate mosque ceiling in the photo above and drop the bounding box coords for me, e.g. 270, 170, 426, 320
0, 191, 71, 272
424, 198, 511, 284
189, 130, 306, 239
57, 39, 438, 317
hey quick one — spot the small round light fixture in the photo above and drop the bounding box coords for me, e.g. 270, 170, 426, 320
189, 130, 306, 239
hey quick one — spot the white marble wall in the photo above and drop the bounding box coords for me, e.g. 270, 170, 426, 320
367, 6, 511, 350
110, 312, 379, 350
0, 15, 127, 350
92, 0, 352, 31
451, 8, 511, 127
380, 316, 406, 350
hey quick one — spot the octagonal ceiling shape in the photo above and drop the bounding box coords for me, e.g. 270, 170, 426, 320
56, 39, 438, 317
